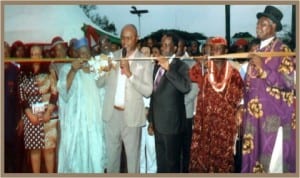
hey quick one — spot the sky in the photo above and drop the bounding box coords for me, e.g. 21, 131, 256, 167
95, 5, 293, 38
3, 4, 293, 44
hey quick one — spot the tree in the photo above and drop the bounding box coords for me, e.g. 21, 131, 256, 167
79, 5, 117, 35
232, 32, 254, 39
278, 24, 294, 50
142, 29, 207, 45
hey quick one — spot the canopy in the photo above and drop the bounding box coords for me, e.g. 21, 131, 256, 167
81, 24, 121, 46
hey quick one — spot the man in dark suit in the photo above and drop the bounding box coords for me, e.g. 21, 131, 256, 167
148, 33, 191, 173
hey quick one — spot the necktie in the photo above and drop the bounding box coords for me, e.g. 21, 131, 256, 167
120, 48, 127, 75
154, 67, 165, 91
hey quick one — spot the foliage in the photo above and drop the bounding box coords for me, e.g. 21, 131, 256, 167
278, 24, 295, 50
232, 32, 254, 39
142, 29, 207, 45
79, 5, 117, 35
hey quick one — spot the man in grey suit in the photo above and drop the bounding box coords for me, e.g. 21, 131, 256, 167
97, 24, 153, 173
148, 32, 191, 173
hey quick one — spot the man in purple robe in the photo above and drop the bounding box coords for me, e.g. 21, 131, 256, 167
240, 6, 296, 173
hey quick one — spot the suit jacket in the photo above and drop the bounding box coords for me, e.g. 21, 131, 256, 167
149, 58, 191, 134
181, 58, 199, 119
97, 49, 153, 127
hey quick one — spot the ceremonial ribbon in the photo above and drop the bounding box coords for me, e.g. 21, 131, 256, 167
4, 52, 296, 63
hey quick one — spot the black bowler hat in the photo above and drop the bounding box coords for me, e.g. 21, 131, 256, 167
256, 6, 283, 31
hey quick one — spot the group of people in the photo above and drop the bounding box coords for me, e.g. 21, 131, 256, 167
4, 6, 296, 174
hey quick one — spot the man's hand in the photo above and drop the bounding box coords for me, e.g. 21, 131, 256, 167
235, 107, 245, 126
156, 57, 169, 71
71, 59, 85, 72
120, 59, 132, 77
102, 59, 114, 72
248, 53, 263, 70
147, 123, 154, 136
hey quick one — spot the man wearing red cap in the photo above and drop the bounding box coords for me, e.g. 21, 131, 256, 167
233, 38, 249, 53
241, 5, 295, 173
189, 36, 244, 172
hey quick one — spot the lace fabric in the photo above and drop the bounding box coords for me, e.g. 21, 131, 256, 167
57, 64, 106, 173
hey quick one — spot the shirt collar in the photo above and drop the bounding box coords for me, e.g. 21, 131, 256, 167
169, 54, 176, 63
128, 48, 138, 59
260, 36, 275, 49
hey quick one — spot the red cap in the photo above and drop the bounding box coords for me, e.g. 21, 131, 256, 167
235, 38, 248, 46
210, 36, 227, 46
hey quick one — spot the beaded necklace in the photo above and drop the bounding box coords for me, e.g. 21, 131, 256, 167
208, 60, 230, 92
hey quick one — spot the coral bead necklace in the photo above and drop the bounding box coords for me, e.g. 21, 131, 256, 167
208, 60, 230, 92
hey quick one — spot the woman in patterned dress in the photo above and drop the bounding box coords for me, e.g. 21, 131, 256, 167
18, 45, 58, 173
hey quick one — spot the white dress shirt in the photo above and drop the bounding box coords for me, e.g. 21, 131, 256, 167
114, 49, 137, 108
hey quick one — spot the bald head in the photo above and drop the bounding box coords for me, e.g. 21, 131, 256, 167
121, 24, 138, 37
121, 24, 139, 55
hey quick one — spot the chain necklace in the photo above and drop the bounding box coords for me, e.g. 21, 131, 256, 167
208, 60, 230, 92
